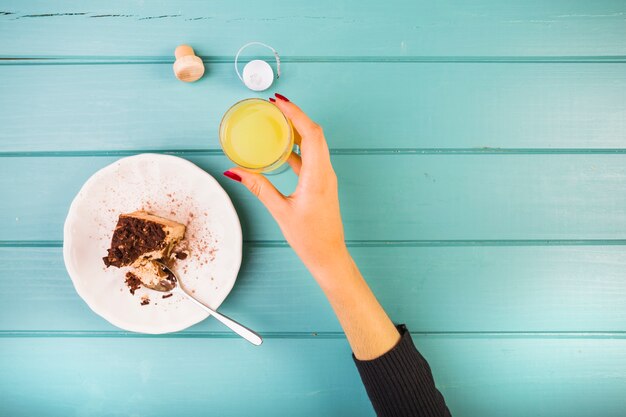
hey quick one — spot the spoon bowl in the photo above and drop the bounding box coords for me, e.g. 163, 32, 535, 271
144, 262, 263, 346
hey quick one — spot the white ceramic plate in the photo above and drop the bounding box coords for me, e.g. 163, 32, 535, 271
63, 154, 242, 334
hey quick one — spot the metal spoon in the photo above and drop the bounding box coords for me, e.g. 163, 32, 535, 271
146, 262, 263, 346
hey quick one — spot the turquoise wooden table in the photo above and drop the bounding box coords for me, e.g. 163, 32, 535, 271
1, 1, 626, 416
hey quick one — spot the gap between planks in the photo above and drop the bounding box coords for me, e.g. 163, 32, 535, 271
2, 149, 626, 158
3, 240, 626, 248
1, 56, 626, 65
2, 330, 626, 339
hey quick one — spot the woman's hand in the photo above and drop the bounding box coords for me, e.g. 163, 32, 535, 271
224, 94, 349, 281
224, 93, 400, 360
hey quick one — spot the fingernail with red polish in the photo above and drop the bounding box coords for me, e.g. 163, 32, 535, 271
223, 170, 242, 182
274, 93, 290, 102
269, 97, 276, 103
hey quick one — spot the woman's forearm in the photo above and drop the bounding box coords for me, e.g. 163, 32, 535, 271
228, 96, 450, 415
310, 248, 400, 361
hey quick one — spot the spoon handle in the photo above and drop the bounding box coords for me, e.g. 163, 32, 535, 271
181, 291, 263, 346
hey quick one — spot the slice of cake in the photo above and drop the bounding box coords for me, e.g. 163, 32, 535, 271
103, 211, 186, 291
104, 211, 185, 268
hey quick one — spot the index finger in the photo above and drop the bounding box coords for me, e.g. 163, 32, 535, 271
272, 96, 321, 138
271, 95, 330, 166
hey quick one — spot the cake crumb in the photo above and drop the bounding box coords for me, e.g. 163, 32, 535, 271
125, 272, 142, 295
140, 295, 150, 306
162, 293, 173, 299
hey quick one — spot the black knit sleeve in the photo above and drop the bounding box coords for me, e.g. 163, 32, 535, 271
353, 325, 451, 417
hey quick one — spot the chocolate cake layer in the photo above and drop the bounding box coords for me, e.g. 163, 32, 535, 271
103, 214, 167, 268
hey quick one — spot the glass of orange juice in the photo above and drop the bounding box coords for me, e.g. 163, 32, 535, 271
219, 98, 294, 173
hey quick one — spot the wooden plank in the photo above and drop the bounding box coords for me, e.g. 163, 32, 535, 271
427, 336, 626, 417
2, 245, 626, 333
0, 337, 373, 417
1, 63, 625, 152
2, 154, 626, 242
1, 0, 625, 57
2, 335, 626, 417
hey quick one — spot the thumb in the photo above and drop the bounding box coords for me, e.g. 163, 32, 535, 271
224, 168, 287, 216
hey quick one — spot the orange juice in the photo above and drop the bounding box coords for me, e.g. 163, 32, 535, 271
219, 99, 293, 172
